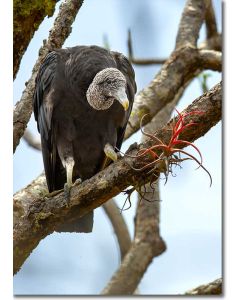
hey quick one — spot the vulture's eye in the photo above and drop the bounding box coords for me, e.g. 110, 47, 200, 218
106, 79, 112, 84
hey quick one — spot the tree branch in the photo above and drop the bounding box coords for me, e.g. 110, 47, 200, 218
185, 278, 222, 295
124, 0, 221, 141
198, 49, 222, 71
13, 0, 85, 153
175, 0, 206, 49
13, 81, 222, 274
13, 0, 58, 79
204, 0, 218, 39
22, 130, 132, 261
127, 30, 166, 66
199, 33, 222, 51
102, 83, 178, 294
23, 129, 41, 151
124, 47, 221, 140
101, 187, 166, 295
102, 199, 132, 260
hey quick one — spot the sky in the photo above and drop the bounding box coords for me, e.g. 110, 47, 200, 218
12, 0, 222, 295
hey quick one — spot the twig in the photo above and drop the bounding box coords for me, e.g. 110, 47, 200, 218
13, 82, 222, 274
127, 30, 166, 65
129, 58, 166, 66
13, 0, 85, 153
23, 129, 41, 151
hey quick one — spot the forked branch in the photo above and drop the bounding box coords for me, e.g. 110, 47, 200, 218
13, 81, 222, 275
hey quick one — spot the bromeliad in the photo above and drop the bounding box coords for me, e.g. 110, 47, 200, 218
124, 109, 212, 186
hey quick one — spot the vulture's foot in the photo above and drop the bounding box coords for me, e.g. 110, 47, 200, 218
116, 152, 122, 159
74, 178, 82, 185
104, 143, 118, 161
63, 157, 75, 206
44, 189, 63, 198
126, 142, 138, 154
63, 178, 82, 206
64, 183, 71, 207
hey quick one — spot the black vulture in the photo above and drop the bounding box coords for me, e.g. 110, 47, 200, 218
33, 45, 137, 232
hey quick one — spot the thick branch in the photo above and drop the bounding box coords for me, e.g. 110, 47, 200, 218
22, 131, 131, 259
185, 278, 222, 295
13, 0, 84, 153
175, 0, 206, 49
198, 49, 222, 71
13, 82, 222, 274
101, 237, 166, 295
124, 47, 221, 140
204, 0, 218, 39
102, 181, 165, 295
124, 1, 220, 139
199, 33, 222, 51
124, 2, 221, 140
102, 87, 177, 294
13, 0, 58, 79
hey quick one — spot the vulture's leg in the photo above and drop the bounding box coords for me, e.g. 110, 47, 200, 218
104, 143, 118, 162
101, 143, 121, 170
63, 157, 75, 205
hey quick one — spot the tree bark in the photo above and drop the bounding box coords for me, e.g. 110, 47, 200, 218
124, 47, 221, 140
13, 0, 85, 153
13, 0, 58, 79
101, 76, 180, 294
13, 82, 222, 274
175, 0, 206, 49
185, 278, 222, 295
204, 0, 218, 39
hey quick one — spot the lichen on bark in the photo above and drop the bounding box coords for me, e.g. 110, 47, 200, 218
13, 0, 58, 79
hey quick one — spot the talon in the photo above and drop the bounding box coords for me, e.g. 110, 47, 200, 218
64, 183, 71, 207
116, 152, 122, 159
74, 178, 82, 185
104, 143, 118, 161
62, 156, 75, 206
44, 189, 63, 198
126, 142, 138, 154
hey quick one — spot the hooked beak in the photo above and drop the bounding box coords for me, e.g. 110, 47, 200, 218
115, 88, 129, 111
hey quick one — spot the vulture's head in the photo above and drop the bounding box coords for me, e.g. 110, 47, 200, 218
86, 68, 129, 111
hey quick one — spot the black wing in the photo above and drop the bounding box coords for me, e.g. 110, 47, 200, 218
33, 51, 65, 192
111, 51, 137, 150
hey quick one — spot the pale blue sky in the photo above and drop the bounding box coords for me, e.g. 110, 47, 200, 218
13, 0, 222, 295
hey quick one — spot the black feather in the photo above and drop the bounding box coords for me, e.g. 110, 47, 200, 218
33, 45, 137, 232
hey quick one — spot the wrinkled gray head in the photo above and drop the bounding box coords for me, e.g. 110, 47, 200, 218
86, 68, 129, 111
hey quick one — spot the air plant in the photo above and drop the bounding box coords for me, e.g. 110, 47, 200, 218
123, 109, 212, 186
